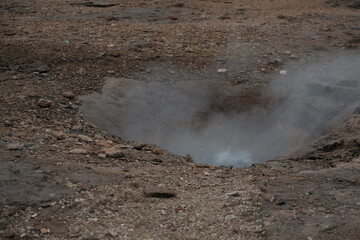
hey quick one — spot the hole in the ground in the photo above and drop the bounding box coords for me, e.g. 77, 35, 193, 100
80, 54, 360, 167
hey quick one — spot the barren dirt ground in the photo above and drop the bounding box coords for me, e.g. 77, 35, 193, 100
1, 0, 360, 239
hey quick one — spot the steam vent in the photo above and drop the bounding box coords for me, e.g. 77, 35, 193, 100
1, 1, 360, 239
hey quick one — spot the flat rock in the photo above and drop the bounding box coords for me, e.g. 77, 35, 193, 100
101, 148, 125, 158
225, 214, 237, 221
6, 143, 23, 150
53, 131, 67, 140
62, 91, 75, 99
37, 99, 52, 108
96, 140, 111, 147
143, 187, 176, 198
78, 135, 93, 143
69, 148, 88, 154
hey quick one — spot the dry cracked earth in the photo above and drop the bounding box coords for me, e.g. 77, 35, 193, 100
1, 0, 360, 239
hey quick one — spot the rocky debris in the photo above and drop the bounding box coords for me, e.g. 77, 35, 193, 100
37, 99, 52, 108
78, 135, 93, 143
143, 187, 176, 198
100, 148, 125, 158
62, 91, 75, 99
52, 131, 67, 140
69, 148, 89, 154
6, 143, 23, 150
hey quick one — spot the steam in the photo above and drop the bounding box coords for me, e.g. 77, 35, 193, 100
81, 53, 360, 167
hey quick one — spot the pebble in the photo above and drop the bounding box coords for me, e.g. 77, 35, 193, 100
23, 142, 35, 150
225, 214, 237, 221
279, 70, 287, 75
6, 143, 23, 150
108, 230, 118, 238
217, 68, 228, 73
69, 148, 88, 154
78, 135, 93, 143
52, 131, 67, 140
143, 187, 176, 198
100, 148, 125, 158
88, 217, 99, 222
225, 191, 241, 197
37, 99, 52, 108
62, 91, 75, 99
40, 228, 49, 234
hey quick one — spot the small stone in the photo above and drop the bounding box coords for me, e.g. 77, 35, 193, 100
143, 187, 176, 198
6, 143, 23, 150
23, 142, 35, 150
69, 148, 88, 154
62, 91, 75, 99
225, 191, 240, 197
98, 153, 106, 159
217, 68, 228, 73
40, 228, 49, 234
71, 125, 83, 131
78, 135, 93, 143
279, 70, 287, 75
101, 148, 125, 158
88, 217, 99, 222
52, 131, 66, 140
96, 141, 111, 147
108, 230, 118, 238
37, 99, 52, 108
169, 16, 178, 20
225, 214, 237, 221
